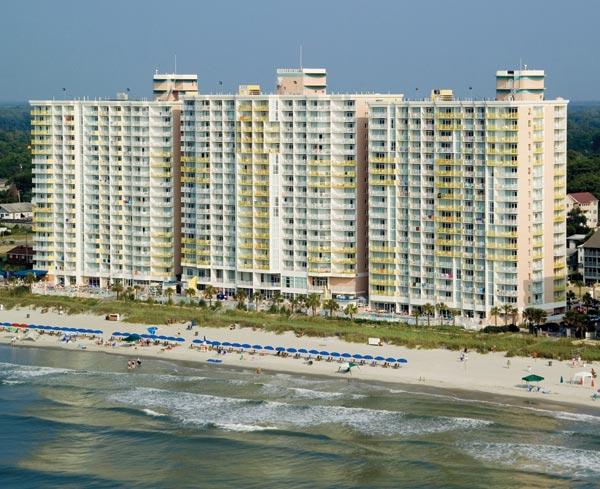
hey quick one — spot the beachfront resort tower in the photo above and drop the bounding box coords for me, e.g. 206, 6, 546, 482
179, 69, 401, 298
367, 70, 568, 322
30, 98, 180, 288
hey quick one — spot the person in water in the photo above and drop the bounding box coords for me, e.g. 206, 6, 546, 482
136, 358, 141, 367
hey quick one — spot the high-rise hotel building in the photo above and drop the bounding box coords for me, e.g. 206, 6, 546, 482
367, 70, 567, 320
31, 67, 567, 320
180, 68, 396, 298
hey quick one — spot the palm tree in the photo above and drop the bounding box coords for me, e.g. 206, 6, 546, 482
304, 293, 321, 317
247, 291, 261, 311
133, 285, 141, 301
235, 290, 247, 309
435, 303, 448, 326
449, 308, 460, 327
490, 306, 500, 327
344, 303, 358, 320
164, 287, 175, 304
290, 296, 301, 314
203, 285, 216, 307
501, 304, 514, 326
111, 281, 123, 300
563, 309, 587, 338
184, 287, 196, 304
125, 286, 134, 301
422, 303, 435, 327
24, 272, 35, 291
411, 308, 422, 327
323, 299, 340, 317
271, 291, 283, 310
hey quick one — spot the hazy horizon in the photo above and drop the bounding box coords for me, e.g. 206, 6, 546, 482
1, 0, 599, 102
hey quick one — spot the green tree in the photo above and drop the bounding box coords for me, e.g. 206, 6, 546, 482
111, 281, 123, 300
304, 293, 321, 317
411, 308, 422, 327
563, 309, 588, 338
501, 304, 516, 326
422, 303, 435, 327
323, 299, 340, 317
290, 296, 301, 314
344, 303, 358, 320
490, 306, 500, 327
203, 285, 216, 307
573, 280, 584, 298
164, 287, 175, 304
184, 287, 196, 304
235, 290, 247, 309
435, 302, 448, 326
566, 207, 591, 236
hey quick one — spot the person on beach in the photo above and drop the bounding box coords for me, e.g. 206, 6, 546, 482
136, 358, 141, 367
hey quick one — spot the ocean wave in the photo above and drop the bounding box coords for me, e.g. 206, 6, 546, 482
216, 423, 278, 432
460, 442, 600, 478
260, 383, 364, 400
0, 362, 71, 382
142, 408, 167, 417
110, 387, 491, 436
387, 386, 600, 424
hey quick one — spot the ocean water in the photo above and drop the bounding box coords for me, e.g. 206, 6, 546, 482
0, 345, 599, 489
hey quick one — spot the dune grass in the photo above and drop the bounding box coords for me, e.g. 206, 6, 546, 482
1, 288, 599, 361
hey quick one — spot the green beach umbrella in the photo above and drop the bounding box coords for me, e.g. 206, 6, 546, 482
522, 374, 544, 383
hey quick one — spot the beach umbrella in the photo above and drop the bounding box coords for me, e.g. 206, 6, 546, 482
158, 335, 169, 340
213, 341, 222, 346
167, 336, 178, 341
298, 348, 308, 354
232, 342, 242, 348
252, 344, 262, 349
363, 354, 374, 360
319, 351, 330, 356
352, 354, 363, 359
147, 327, 158, 335
222, 341, 232, 347
263, 346, 275, 351
341, 353, 352, 358
113, 332, 122, 336
309, 349, 319, 355
123, 334, 141, 342
331, 352, 341, 357
242, 343, 251, 349
385, 357, 397, 363
522, 374, 544, 383
398, 359, 408, 364
286, 347, 297, 353
93, 329, 103, 334
192, 339, 202, 344
176, 338, 185, 343
276, 347, 285, 352
374, 356, 385, 361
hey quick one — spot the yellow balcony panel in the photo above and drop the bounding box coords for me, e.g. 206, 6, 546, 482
333, 247, 355, 254
435, 159, 462, 166
254, 232, 269, 239
369, 288, 396, 297
370, 168, 396, 175
332, 183, 355, 189
553, 216, 565, 223
332, 160, 355, 166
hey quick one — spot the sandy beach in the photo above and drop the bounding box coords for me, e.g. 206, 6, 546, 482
1, 306, 599, 409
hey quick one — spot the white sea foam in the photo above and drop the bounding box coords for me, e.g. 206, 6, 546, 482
110, 387, 491, 436
142, 408, 167, 417
461, 442, 600, 478
217, 423, 278, 432
0, 362, 71, 382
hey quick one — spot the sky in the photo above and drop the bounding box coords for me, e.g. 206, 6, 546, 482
1, 0, 598, 102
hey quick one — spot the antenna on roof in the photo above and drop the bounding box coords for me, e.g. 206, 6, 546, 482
299, 45, 303, 69
174, 53, 177, 74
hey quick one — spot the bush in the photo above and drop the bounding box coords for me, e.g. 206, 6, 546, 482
482, 324, 519, 334
198, 299, 207, 308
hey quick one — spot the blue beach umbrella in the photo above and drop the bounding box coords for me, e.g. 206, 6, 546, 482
352, 354, 363, 359
375, 356, 385, 361
252, 344, 262, 350
319, 350, 330, 356
298, 348, 308, 354
176, 337, 185, 343
158, 335, 169, 340
275, 347, 285, 352
192, 339, 202, 344
309, 349, 319, 355
232, 343, 241, 348
286, 347, 297, 353
398, 359, 408, 364
386, 357, 397, 363
363, 354, 374, 360
212, 341, 222, 346
112, 332, 122, 336
331, 352, 341, 357
222, 341, 232, 347
263, 345, 275, 351
341, 353, 352, 358
242, 343, 251, 349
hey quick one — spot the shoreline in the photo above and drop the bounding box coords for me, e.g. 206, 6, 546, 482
1, 306, 599, 410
